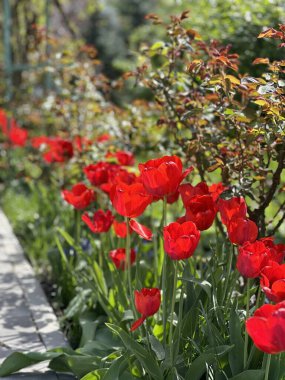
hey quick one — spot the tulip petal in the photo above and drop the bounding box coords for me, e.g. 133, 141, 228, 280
272, 279, 285, 301
246, 317, 276, 354
182, 165, 194, 180
130, 219, 153, 241
130, 316, 146, 331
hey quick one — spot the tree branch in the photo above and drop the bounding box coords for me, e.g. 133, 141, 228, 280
251, 142, 285, 222
53, 0, 77, 38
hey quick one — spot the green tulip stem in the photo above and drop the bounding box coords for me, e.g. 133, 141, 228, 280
255, 285, 262, 310
125, 217, 135, 314
244, 278, 251, 368
264, 354, 271, 380
222, 243, 234, 304
169, 260, 178, 365
75, 209, 81, 247
162, 196, 167, 346
174, 279, 184, 362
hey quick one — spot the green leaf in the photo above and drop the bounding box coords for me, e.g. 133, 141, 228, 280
185, 346, 233, 380
106, 323, 163, 380
49, 353, 101, 378
93, 261, 108, 296
180, 275, 212, 298
149, 41, 167, 57
102, 356, 129, 380
55, 234, 68, 264
79, 313, 102, 347
230, 369, 265, 380
185, 353, 216, 380
269, 354, 281, 380
229, 308, 244, 375
149, 335, 165, 361
278, 352, 285, 377
150, 41, 165, 51
64, 289, 92, 320
0, 352, 61, 376
56, 227, 75, 247
81, 369, 108, 380
79, 326, 122, 356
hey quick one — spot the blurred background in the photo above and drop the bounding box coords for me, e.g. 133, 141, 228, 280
1, 0, 285, 104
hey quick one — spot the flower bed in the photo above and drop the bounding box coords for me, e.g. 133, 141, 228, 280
0, 14, 285, 380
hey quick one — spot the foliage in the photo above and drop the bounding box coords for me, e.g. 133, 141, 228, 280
1, 7, 285, 380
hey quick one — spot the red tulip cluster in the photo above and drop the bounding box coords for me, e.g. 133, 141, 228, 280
84, 162, 136, 195
32, 136, 74, 163
216, 196, 285, 354
58, 151, 285, 348
44, 138, 74, 163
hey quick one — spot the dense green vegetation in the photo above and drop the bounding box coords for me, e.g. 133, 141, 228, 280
1, 2, 285, 379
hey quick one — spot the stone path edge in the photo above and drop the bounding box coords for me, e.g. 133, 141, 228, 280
0, 209, 75, 379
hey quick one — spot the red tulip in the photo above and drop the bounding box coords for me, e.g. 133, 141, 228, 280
138, 155, 193, 197
43, 138, 73, 163
218, 197, 247, 226
130, 288, 161, 331
116, 150, 135, 166
260, 237, 285, 264
163, 221, 200, 260
8, 124, 28, 147
176, 215, 187, 224
179, 182, 209, 207
260, 262, 285, 303
0, 108, 8, 133
129, 219, 153, 241
100, 167, 137, 194
82, 210, 113, 233
149, 189, 180, 204
61, 183, 95, 210
73, 135, 92, 152
236, 241, 270, 278
209, 182, 228, 202
246, 301, 285, 354
227, 218, 258, 245
110, 181, 152, 218
166, 189, 180, 204
84, 162, 116, 186
109, 248, 136, 270
113, 220, 128, 238
185, 194, 216, 231
31, 135, 50, 148
97, 133, 111, 142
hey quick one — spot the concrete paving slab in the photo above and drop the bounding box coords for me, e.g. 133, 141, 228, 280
0, 210, 76, 379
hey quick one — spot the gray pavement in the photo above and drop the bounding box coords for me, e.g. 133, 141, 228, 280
0, 210, 75, 379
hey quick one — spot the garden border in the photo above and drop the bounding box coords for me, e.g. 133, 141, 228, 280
0, 209, 74, 379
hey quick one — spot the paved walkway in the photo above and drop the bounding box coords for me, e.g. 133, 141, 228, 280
0, 210, 75, 379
